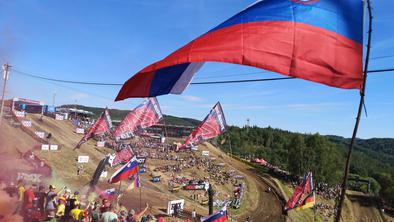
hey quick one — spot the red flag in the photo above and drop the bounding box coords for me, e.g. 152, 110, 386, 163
109, 146, 134, 168
182, 102, 227, 149
113, 98, 162, 140
75, 108, 113, 149
284, 172, 314, 211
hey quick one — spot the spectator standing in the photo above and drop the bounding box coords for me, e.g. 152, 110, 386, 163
56, 196, 66, 219
192, 209, 197, 222
13, 180, 25, 215
101, 205, 118, 222
36, 185, 46, 216
23, 184, 37, 221
88, 202, 100, 222
70, 201, 84, 222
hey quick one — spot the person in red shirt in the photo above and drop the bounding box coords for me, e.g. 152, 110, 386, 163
22, 184, 37, 221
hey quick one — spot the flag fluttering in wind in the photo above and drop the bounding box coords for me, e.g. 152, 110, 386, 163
181, 102, 227, 149
116, 0, 363, 100
296, 191, 315, 211
284, 172, 314, 211
108, 145, 134, 168
112, 98, 162, 140
75, 108, 113, 149
97, 188, 117, 200
125, 174, 141, 192
108, 157, 139, 184
200, 206, 228, 222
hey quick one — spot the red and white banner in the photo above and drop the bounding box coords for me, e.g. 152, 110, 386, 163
41, 144, 49, 151
21, 120, 32, 127
96, 141, 105, 147
75, 128, 85, 134
55, 114, 64, 120
14, 111, 25, 118
78, 156, 90, 163
113, 98, 162, 140
75, 108, 113, 149
182, 102, 227, 148
35, 131, 45, 139
50, 145, 58, 151
109, 146, 134, 167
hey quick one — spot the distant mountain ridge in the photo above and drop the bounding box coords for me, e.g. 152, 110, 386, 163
327, 135, 394, 167
59, 104, 200, 126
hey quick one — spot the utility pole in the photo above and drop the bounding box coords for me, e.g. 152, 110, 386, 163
52, 93, 56, 107
0, 63, 11, 124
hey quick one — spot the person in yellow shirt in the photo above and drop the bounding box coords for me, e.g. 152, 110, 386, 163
70, 201, 83, 221
56, 197, 66, 218
13, 180, 25, 215
17, 180, 25, 201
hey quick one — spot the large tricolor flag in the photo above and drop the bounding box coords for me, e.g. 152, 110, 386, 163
112, 98, 163, 140
296, 191, 315, 211
75, 108, 113, 149
181, 102, 227, 149
116, 0, 363, 100
200, 206, 228, 222
125, 174, 141, 192
108, 156, 139, 184
284, 172, 314, 211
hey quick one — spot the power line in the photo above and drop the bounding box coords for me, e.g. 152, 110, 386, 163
10, 67, 394, 87
370, 55, 394, 60
12, 69, 121, 86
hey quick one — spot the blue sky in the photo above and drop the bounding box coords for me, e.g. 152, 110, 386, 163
0, 0, 393, 138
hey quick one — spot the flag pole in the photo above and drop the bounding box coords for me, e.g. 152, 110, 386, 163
118, 181, 122, 194
335, 0, 372, 221
139, 177, 142, 212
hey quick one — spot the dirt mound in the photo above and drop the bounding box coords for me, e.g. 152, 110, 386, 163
0, 119, 36, 181
341, 191, 385, 222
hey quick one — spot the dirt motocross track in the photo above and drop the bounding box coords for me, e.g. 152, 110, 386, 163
2, 114, 285, 222
1, 113, 389, 222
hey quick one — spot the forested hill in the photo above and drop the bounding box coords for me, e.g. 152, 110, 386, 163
216, 126, 394, 207
327, 135, 394, 167
59, 104, 200, 126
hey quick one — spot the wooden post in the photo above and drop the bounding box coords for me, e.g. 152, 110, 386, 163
0, 63, 11, 124
335, 1, 373, 221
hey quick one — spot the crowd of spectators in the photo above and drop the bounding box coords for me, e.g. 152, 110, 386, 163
316, 183, 341, 200
315, 202, 337, 219
1, 179, 159, 222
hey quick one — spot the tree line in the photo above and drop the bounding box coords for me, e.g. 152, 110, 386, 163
216, 125, 394, 207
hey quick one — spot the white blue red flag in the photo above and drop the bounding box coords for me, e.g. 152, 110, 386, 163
108, 157, 139, 184
200, 206, 228, 222
116, 0, 363, 100
98, 188, 117, 200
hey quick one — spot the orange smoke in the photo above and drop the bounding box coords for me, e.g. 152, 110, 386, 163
0, 188, 23, 222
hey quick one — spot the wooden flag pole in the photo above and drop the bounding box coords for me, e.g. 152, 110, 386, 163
139, 176, 142, 212
118, 181, 122, 194
335, 0, 373, 221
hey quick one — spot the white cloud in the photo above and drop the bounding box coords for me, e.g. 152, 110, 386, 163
182, 95, 203, 102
